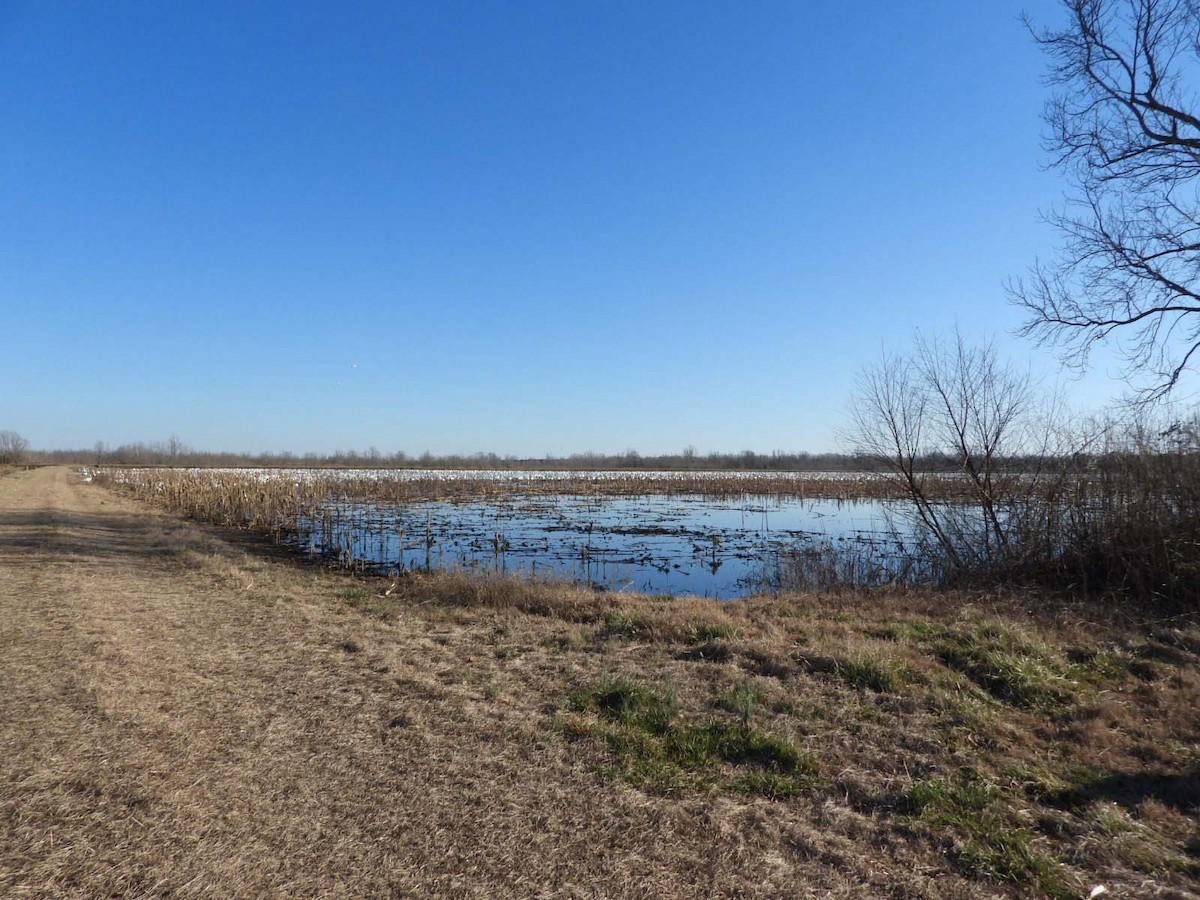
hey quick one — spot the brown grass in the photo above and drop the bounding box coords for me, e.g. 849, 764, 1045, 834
93, 464, 976, 509
1, 467, 1198, 897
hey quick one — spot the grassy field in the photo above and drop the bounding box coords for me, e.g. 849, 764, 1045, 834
334, 569, 1200, 898
2, 467, 1197, 897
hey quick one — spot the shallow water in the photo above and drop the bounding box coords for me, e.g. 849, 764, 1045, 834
290, 493, 910, 598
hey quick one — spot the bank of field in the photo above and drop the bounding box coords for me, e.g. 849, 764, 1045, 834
328, 570, 1200, 899
1, 467, 1197, 898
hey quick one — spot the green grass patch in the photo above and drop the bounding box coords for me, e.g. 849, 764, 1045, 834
540, 630, 585, 653
836, 652, 912, 693
1084, 802, 1200, 878
338, 584, 401, 619
920, 674, 1013, 752
564, 676, 818, 798
921, 620, 1078, 709
601, 611, 655, 640
339, 585, 371, 603
903, 772, 1073, 898
716, 682, 766, 726
798, 648, 912, 693
690, 619, 740, 642
569, 675, 680, 732
1069, 644, 1161, 684
870, 620, 946, 642
1000, 761, 1089, 805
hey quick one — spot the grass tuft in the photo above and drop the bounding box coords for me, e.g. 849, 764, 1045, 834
836, 652, 912, 693
689, 619, 740, 642
716, 682, 765, 726
923, 619, 1078, 709
568, 675, 679, 734
564, 676, 818, 797
338, 583, 401, 619
600, 611, 655, 640
903, 772, 1074, 897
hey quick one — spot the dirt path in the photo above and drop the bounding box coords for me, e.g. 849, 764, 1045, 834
0, 467, 875, 898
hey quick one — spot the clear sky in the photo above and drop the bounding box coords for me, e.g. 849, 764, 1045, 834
0, 0, 1130, 456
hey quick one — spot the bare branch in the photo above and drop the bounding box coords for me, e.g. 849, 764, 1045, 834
1014, 1, 1200, 399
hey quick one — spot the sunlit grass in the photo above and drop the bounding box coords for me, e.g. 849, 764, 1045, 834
563, 676, 819, 798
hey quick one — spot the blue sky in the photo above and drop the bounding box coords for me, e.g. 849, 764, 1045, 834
0, 1, 1128, 456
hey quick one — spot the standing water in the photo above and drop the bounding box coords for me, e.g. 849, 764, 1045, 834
290, 493, 911, 598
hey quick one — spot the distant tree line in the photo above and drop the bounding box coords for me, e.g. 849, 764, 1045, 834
35, 440, 890, 471
26, 438, 1133, 474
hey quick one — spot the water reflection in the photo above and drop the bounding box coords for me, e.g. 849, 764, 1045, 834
289, 493, 914, 598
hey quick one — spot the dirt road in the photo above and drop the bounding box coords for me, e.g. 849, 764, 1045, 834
0, 467, 881, 898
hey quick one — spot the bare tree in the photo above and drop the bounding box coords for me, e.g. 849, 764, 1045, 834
843, 332, 1051, 578
1012, 0, 1200, 399
0, 431, 29, 464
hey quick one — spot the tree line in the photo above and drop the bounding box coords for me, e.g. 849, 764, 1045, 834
19, 435, 1145, 473
25, 440, 923, 473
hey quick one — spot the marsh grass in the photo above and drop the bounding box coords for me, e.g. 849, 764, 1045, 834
94, 466, 962, 507
1013, 446, 1200, 606
88, 466, 989, 595
763, 536, 921, 592
91, 453, 1200, 608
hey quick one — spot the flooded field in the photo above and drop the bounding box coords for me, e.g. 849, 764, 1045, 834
92, 468, 925, 598
290, 494, 908, 598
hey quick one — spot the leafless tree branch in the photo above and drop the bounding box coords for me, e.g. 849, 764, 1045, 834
1012, 0, 1200, 400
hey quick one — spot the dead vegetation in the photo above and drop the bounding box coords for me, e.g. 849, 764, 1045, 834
91, 463, 978, 513
319, 566, 1200, 898
2, 467, 1198, 898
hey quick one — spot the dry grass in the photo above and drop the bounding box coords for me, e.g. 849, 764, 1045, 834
2, 467, 1198, 898
92, 464, 977, 512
